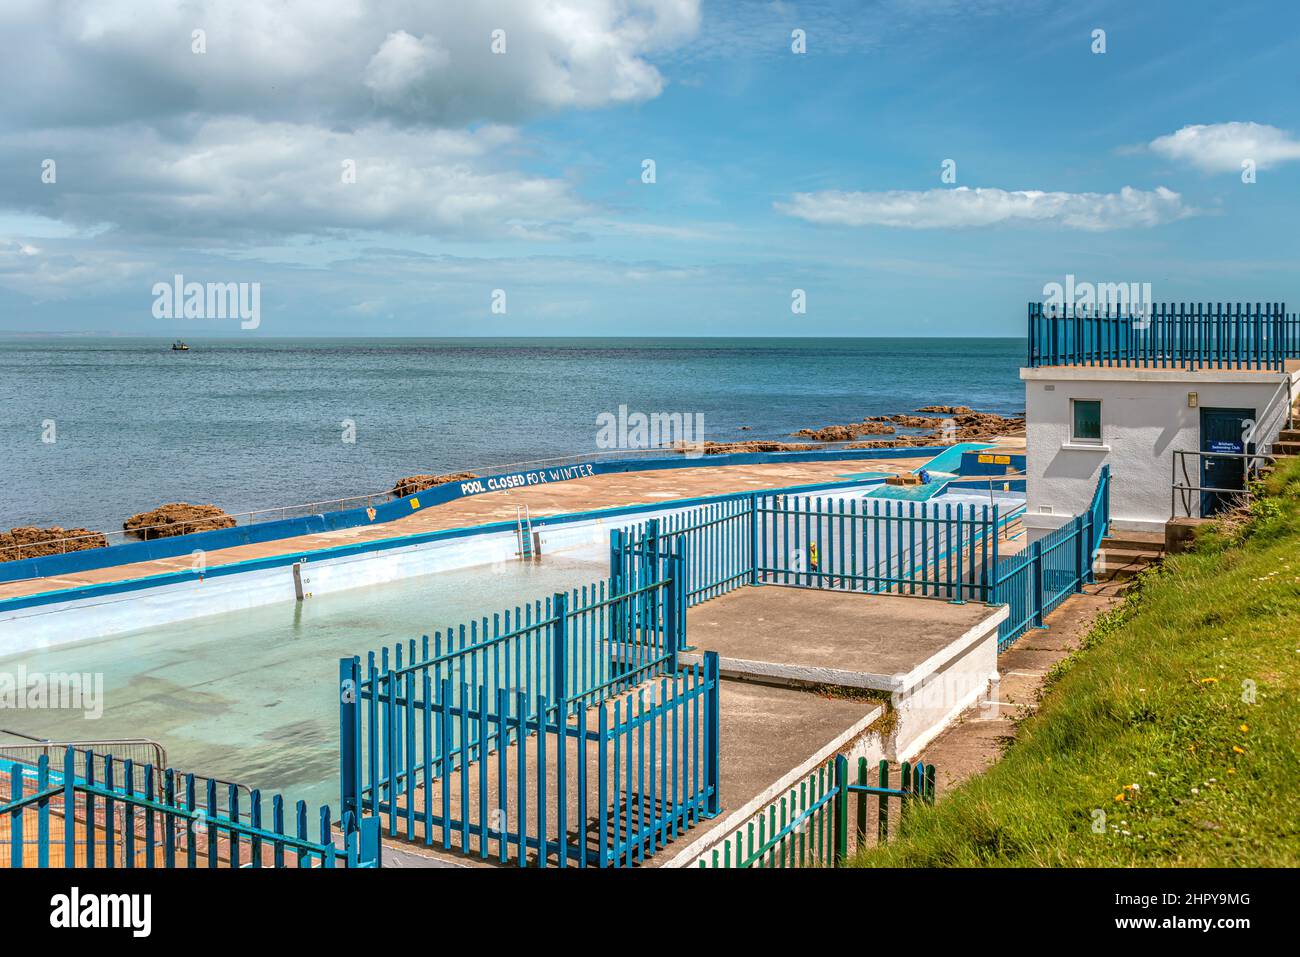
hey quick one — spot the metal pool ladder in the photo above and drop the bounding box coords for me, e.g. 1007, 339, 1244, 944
515, 504, 539, 560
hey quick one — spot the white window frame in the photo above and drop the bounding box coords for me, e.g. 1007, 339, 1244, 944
1070, 398, 1103, 446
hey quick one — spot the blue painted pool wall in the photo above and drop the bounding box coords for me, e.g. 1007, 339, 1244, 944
0, 447, 952, 585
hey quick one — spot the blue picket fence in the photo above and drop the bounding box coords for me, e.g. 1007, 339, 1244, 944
611, 500, 751, 610
339, 555, 722, 866
612, 493, 1025, 606
990, 466, 1110, 651
753, 494, 1021, 601
1, 749, 379, 868
341, 651, 720, 867
1027, 301, 1294, 370
611, 474, 1110, 655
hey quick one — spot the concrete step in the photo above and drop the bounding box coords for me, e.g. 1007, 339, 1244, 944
1101, 547, 1162, 562
1098, 564, 1145, 582
1101, 534, 1165, 554
1273, 441, 1300, 455
1097, 556, 1157, 581
1097, 533, 1163, 581
1277, 428, 1300, 442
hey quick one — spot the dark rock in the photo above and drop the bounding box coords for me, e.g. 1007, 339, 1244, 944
0, 525, 109, 562
124, 503, 236, 539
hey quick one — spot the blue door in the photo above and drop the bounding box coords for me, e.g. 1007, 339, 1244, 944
1199, 407, 1254, 516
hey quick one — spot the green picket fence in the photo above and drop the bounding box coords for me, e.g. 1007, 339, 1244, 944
697, 755, 935, 868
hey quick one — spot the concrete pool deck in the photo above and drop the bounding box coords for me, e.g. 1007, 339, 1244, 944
682, 585, 1003, 689
0, 455, 930, 603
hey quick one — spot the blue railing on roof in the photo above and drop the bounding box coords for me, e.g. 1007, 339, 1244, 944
1027, 302, 1294, 371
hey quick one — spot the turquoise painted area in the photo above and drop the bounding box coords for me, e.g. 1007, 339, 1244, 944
917, 441, 996, 475
866, 479, 950, 501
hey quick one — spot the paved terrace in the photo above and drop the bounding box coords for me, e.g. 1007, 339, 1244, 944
0, 455, 931, 602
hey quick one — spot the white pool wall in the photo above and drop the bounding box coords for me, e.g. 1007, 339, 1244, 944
0, 489, 867, 654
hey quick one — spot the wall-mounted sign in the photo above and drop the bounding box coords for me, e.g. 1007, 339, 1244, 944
1207, 440, 1242, 455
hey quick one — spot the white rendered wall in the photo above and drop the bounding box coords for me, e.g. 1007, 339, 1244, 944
1021, 367, 1294, 534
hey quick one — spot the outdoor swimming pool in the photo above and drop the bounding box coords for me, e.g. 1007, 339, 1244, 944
0, 547, 610, 811
0, 469, 1026, 816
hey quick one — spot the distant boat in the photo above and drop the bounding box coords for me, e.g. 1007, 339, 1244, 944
171, 341, 190, 351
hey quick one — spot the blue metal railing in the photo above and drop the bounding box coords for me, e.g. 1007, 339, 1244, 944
612, 492, 1025, 607
608, 471, 1108, 655
338, 553, 719, 865
1027, 302, 1293, 370
990, 466, 1110, 651
1, 750, 379, 868
340, 649, 720, 867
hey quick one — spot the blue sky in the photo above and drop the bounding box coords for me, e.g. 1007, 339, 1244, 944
1, 0, 1298, 337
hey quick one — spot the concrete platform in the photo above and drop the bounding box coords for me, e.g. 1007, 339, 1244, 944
682, 585, 1007, 761
684, 586, 1000, 689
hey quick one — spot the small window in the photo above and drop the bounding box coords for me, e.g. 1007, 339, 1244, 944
1071, 399, 1102, 443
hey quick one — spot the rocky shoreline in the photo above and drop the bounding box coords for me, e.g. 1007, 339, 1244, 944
708, 405, 1024, 455
0, 525, 108, 562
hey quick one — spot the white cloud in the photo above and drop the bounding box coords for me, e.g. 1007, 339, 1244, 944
363, 31, 452, 103
0, 0, 701, 130
1147, 122, 1300, 173
0, 120, 591, 241
0, 1, 703, 244
775, 186, 1196, 231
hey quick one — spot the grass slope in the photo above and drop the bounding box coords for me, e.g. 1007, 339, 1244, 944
858, 458, 1300, 867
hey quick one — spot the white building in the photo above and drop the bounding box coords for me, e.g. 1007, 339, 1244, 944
1020, 303, 1298, 536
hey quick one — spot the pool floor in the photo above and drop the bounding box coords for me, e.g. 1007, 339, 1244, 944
0, 548, 610, 811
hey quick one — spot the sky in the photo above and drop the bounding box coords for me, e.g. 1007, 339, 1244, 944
0, 0, 1298, 338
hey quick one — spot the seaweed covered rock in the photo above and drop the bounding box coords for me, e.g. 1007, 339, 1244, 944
123, 503, 236, 539
794, 422, 896, 441
391, 472, 479, 497
0, 525, 108, 562
698, 440, 817, 455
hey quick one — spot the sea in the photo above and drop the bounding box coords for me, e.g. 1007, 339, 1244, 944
0, 337, 1024, 532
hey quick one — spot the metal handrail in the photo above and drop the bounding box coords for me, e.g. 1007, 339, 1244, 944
1170, 449, 1275, 519
0, 730, 253, 817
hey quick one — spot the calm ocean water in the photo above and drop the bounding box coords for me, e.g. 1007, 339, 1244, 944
0, 337, 1024, 531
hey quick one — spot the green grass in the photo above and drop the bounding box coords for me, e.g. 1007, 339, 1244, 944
856, 458, 1300, 867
